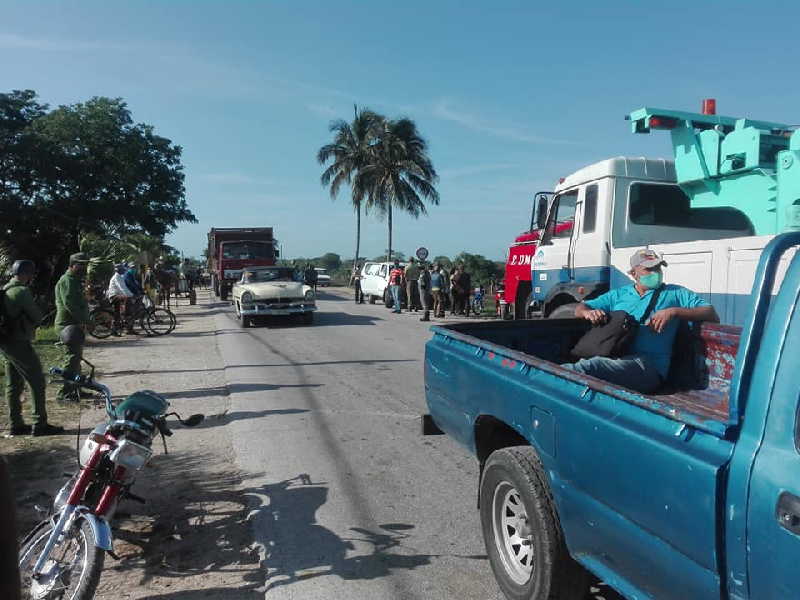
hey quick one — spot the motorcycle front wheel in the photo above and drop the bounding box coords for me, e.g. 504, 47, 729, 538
19, 518, 105, 600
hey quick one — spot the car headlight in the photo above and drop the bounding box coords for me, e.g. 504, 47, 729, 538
241, 291, 254, 304
304, 290, 315, 301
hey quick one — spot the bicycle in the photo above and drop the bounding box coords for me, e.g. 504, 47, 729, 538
89, 294, 176, 339
471, 287, 485, 315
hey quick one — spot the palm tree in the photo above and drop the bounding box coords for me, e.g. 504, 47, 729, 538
317, 106, 383, 272
358, 117, 439, 262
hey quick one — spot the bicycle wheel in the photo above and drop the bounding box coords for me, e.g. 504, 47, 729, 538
146, 308, 176, 335
88, 309, 115, 339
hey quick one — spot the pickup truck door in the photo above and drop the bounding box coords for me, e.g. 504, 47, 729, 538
744, 254, 800, 600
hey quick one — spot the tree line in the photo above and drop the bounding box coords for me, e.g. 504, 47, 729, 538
283, 251, 503, 288
0, 89, 195, 296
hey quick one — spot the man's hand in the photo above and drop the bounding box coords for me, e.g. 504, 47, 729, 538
575, 303, 608, 326
648, 308, 676, 333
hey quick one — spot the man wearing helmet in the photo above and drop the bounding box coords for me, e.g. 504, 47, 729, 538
54, 253, 91, 404
1, 260, 63, 436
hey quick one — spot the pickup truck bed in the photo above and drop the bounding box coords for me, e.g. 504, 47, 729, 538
431, 319, 740, 436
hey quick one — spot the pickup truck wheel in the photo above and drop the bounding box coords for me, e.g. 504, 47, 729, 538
480, 446, 588, 600
369, 294, 376, 304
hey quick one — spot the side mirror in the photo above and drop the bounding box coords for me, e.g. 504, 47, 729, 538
535, 195, 549, 230
181, 414, 205, 427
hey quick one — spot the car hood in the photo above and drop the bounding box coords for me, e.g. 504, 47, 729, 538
241, 281, 310, 299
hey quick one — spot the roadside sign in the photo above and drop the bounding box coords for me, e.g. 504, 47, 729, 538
416, 247, 429, 261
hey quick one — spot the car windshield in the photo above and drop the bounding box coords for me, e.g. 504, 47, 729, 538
221, 242, 273, 260
242, 268, 301, 283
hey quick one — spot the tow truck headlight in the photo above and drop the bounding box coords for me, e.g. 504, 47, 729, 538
109, 440, 152, 471
240, 291, 254, 305
304, 290, 315, 301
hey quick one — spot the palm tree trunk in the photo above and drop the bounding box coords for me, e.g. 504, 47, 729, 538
387, 203, 393, 263
354, 202, 361, 280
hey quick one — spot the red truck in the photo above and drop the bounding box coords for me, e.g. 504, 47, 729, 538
207, 227, 278, 300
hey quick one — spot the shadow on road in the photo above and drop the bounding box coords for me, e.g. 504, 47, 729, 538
164, 382, 322, 400
242, 311, 383, 328
257, 474, 485, 593
314, 289, 350, 302
192, 408, 309, 429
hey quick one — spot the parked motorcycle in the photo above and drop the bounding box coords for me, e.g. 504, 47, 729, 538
18, 367, 204, 600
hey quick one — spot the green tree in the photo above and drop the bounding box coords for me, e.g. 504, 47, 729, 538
358, 116, 439, 262
318, 252, 342, 272
0, 90, 196, 296
432, 255, 452, 269
317, 107, 383, 271
453, 252, 503, 287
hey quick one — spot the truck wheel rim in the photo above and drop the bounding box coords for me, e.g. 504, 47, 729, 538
492, 481, 534, 585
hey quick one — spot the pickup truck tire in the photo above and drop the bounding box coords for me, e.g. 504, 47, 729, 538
369, 294, 376, 304
547, 303, 579, 319
480, 446, 588, 600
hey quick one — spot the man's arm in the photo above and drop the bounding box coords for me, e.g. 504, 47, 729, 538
68, 278, 90, 324
649, 305, 719, 333
19, 287, 44, 325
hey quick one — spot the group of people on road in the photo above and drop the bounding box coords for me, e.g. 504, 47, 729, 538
1, 252, 95, 437
352, 257, 481, 322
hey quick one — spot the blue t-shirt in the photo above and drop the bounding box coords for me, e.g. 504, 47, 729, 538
430, 272, 445, 289
584, 284, 709, 378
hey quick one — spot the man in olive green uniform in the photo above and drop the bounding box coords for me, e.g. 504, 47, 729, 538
55, 253, 90, 403
1, 260, 63, 436
404, 257, 421, 311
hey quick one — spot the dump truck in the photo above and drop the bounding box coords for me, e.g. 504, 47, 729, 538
207, 227, 278, 300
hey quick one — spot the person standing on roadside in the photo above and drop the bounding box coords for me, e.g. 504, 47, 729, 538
460, 266, 473, 317
1, 260, 63, 436
404, 257, 420, 312
450, 265, 464, 315
430, 264, 446, 318
353, 263, 364, 304
388, 260, 404, 313
418, 262, 432, 321
55, 253, 91, 403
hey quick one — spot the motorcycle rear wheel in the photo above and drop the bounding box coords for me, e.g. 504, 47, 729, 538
19, 518, 105, 600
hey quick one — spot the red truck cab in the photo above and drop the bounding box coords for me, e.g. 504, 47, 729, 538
208, 227, 278, 300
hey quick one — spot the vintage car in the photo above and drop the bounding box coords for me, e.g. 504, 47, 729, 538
231, 266, 316, 327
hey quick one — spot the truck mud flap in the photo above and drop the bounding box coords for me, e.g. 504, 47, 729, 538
421, 414, 445, 436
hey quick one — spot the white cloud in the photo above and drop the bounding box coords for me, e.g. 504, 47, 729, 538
432, 99, 578, 145
0, 33, 116, 52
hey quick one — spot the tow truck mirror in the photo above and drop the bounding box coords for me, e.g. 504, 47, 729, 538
535, 195, 549, 229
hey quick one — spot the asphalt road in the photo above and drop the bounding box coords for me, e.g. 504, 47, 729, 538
213, 288, 506, 599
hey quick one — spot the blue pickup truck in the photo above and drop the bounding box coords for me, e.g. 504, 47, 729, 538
422, 233, 800, 600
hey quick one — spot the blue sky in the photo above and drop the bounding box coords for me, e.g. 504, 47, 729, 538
3, 1, 799, 261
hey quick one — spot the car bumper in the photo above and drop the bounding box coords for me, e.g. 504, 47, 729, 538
240, 304, 316, 316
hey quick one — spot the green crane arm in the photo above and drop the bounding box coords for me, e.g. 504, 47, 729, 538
627, 106, 800, 235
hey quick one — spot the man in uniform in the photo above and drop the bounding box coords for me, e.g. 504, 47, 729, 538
404, 257, 420, 311
55, 252, 91, 403
1, 260, 63, 435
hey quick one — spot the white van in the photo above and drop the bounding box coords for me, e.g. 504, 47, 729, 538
360, 261, 407, 307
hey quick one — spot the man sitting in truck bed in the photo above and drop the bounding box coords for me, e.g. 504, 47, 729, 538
564, 249, 719, 394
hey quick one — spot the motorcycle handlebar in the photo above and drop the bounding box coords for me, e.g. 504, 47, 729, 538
49, 368, 115, 419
